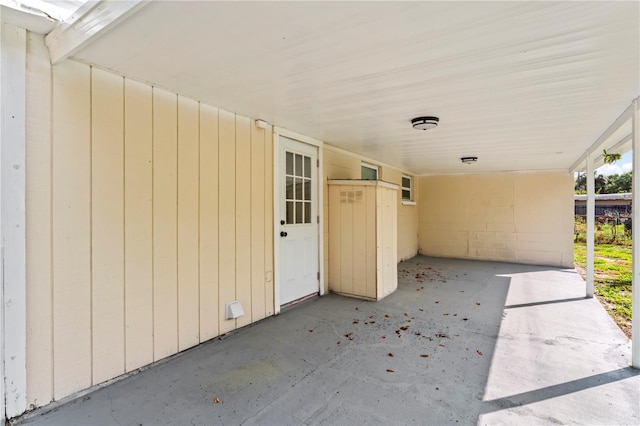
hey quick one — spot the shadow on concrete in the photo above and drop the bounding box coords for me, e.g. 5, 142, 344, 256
17, 256, 639, 425
504, 296, 590, 309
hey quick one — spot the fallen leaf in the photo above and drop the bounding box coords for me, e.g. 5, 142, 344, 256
214, 397, 220, 404
369, 315, 374, 319
386, 369, 394, 373
476, 349, 483, 356
337, 340, 341, 345
384, 314, 389, 318
435, 333, 448, 338
443, 313, 449, 316
463, 318, 468, 321
439, 343, 446, 347
476, 302, 481, 306
420, 354, 429, 358
355, 307, 359, 310
369, 321, 376, 324
435, 301, 440, 304
388, 353, 394, 357
309, 329, 314, 332
414, 331, 421, 336
419, 309, 424, 312
400, 326, 409, 331
353, 320, 359, 324
381, 335, 386, 339
453, 314, 458, 316
404, 313, 409, 317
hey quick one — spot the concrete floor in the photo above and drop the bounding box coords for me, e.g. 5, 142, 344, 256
17, 256, 639, 425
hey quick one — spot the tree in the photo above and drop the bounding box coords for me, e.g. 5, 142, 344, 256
604, 172, 632, 193
575, 172, 608, 193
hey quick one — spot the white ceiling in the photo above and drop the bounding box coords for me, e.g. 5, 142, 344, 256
67, 1, 639, 175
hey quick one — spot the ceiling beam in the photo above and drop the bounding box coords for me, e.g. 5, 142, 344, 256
45, 0, 148, 65
570, 99, 637, 172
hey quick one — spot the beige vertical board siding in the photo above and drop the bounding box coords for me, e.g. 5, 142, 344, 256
152, 88, 178, 360
91, 68, 125, 384
250, 125, 266, 322
381, 187, 398, 296
418, 172, 573, 267
25, 33, 52, 407
177, 96, 200, 351
365, 186, 377, 298
218, 110, 236, 333
199, 104, 219, 341
340, 187, 354, 294
351, 188, 367, 296
328, 185, 341, 292
123, 78, 153, 371
51, 60, 92, 399
235, 116, 252, 328
264, 126, 274, 316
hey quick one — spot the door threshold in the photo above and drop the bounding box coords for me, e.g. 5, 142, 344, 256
280, 293, 318, 312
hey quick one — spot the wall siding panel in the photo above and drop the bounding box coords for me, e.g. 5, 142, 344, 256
199, 104, 219, 342
218, 110, 236, 333
26, 59, 277, 408
91, 68, 125, 384
25, 32, 52, 407
152, 88, 178, 360
123, 79, 153, 372
235, 116, 252, 328
250, 125, 266, 322
51, 60, 92, 399
264, 126, 274, 316
177, 96, 200, 351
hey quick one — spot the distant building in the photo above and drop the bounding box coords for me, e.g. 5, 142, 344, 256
574, 193, 632, 216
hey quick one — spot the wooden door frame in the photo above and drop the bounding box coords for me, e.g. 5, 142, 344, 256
272, 127, 324, 314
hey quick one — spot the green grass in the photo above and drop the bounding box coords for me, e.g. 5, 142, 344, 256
574, 241, 632, 337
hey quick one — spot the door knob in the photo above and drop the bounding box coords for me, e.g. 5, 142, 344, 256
280, 220, 285, 225
280, 231, 288, 237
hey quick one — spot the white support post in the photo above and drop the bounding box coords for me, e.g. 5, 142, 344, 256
632, 97, 640, 369
585, 152, 595, 298
1, 21, 27, 418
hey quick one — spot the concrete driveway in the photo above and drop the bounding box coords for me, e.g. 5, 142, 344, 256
17, 256, 639, 425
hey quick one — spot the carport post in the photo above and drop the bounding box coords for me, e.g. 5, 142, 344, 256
585, 151, 595, 298
632, 97, 640, 369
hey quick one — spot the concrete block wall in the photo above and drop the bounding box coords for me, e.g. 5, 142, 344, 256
417, 171, 574, 268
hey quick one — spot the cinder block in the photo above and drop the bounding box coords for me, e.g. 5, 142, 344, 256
495, 232, 516, 242
496, 249, 516, 259
475, 231, 496, 241
487, 223, 516, 233
487, 241, 507, 249
476, 248, 498, 258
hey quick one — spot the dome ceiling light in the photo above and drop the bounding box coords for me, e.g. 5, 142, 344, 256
411, 116, 439, 130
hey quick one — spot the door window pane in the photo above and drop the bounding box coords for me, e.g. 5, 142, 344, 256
286, 176, 294, 200
304, 180, 311, 200
295, 178, 303, 200
295, 154, 303, 176
286, 152, 293, 175
295, 202, 303, 224
286, 201, 294, 224
304, 156, 311, 178
304, 202, 311, 224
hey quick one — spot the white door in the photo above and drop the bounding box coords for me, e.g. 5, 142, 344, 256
279, 136, 319, 305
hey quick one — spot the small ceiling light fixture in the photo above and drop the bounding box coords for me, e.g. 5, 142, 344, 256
411, 116, 439, 130
461, 156, 478, 164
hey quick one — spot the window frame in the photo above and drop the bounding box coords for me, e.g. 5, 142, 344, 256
401, 174, 415, 204
361, 162, 379, 180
